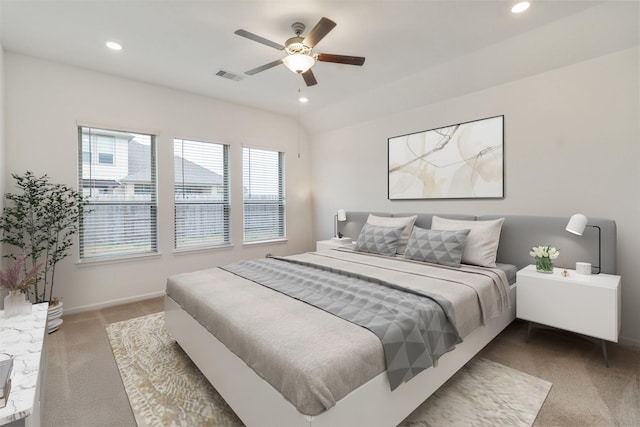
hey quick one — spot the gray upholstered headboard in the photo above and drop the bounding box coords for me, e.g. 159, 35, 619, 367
338, 212, 617, 274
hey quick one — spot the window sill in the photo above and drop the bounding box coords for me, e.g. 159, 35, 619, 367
76, 252, 162, 267
242, 238, 288, 247
173, 244, 234, 256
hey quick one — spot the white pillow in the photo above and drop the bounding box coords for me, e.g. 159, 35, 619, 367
366, 214, 417, 255
430, 216, 505, 268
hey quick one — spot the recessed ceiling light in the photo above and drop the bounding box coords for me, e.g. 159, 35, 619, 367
299, 97, 309, 103
511, 2, 530, 13
106, 41, 122, 51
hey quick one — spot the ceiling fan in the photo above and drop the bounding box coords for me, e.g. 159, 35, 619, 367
234, 17, 365, 87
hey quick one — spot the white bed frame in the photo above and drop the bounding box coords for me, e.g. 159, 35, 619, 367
164, 284, 516, 427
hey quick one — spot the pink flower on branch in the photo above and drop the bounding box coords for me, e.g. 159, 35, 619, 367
0, 254, 44, 293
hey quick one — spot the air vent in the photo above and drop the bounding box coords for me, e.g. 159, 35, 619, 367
215, 69, 244, 82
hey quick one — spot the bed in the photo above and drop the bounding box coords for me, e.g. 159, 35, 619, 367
165, 212, 616, 426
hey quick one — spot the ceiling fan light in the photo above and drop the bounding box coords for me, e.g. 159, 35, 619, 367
282, 54, 315, 74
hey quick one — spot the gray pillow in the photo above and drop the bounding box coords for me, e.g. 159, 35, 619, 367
404, 227, 471, 267
354, 223, 406, 257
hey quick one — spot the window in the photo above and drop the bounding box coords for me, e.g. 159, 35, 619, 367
97, 135, 115, 164
174, 138, 230, 249
82, 139, 91, 163
243, 147, 285, 242
78, 126, 157, 259
82, 134, 115, 165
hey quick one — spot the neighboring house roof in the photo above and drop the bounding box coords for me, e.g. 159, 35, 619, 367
122, 141, 222, 185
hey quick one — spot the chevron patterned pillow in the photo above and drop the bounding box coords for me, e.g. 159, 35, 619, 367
354, 223, 406, 257
366, 214, 417, 255
404, 227, 471, 267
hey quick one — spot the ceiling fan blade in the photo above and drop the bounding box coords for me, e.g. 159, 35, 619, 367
245, 59, 283, 75
303, 17, 336, 48
302, 69, 318, 87
234, 29, 284, 51
316, 53, 365, 66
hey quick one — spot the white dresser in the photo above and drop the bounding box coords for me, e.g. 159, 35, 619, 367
0, 303, 48, 427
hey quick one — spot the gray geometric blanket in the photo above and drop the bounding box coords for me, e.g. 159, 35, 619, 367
221, 256, 462, 391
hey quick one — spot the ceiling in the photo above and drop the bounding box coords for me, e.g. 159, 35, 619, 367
1, 1, 638, 133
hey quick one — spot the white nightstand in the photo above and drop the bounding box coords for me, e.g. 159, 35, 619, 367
516, 264, 621, 367
316, 238, 353, 251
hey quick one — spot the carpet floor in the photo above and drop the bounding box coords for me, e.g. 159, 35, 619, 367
106, 312, 551, 427
42, 297, 640, 426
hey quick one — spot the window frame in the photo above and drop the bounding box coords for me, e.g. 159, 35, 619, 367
242, 146, 286, 243
173, 138, 231, 250
78, 126, 158, 260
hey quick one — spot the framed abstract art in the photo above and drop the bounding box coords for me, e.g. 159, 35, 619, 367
388, 115, 504, 200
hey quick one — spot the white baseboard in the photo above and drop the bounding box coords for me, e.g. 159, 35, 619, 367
63, 291, 166, 315
618, 335, 640, 348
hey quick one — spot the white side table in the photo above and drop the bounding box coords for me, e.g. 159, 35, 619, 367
316, 238, 353, 251
516, 264, 621, 367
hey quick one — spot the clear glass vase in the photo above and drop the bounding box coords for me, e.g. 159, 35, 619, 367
535, 257, 554, 273
3, 291, 31, 317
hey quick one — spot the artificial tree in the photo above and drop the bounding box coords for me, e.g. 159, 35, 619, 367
0, 171, 83, 304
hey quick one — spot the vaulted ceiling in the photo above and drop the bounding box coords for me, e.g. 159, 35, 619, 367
1, 1, 638, 133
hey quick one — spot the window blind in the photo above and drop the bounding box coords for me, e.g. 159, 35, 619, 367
243, 147, 285, 242
174, 138, 230, 249
78, 126, 158, 259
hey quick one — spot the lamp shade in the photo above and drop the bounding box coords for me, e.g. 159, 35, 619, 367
337, 209, 347, 221
566, 213, 588, 236
282, 53, 316, 74
282, 54, 315, 74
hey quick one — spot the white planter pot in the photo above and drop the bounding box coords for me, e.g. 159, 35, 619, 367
48, 301, 64, 333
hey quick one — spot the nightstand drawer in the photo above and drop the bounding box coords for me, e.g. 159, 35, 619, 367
516, 265, 620, 342
316, 238, 353, 251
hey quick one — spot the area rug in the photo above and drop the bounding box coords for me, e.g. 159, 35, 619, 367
106, 313, 552, 427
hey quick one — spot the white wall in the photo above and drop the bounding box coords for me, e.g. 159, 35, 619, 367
4, 52, 314, 313
0, 51, 3, 223
0, 11, 5, 221
310, 47, 640, 345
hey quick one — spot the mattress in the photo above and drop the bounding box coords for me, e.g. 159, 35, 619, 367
166, 249, 511, 416
495, 262, 518, 285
